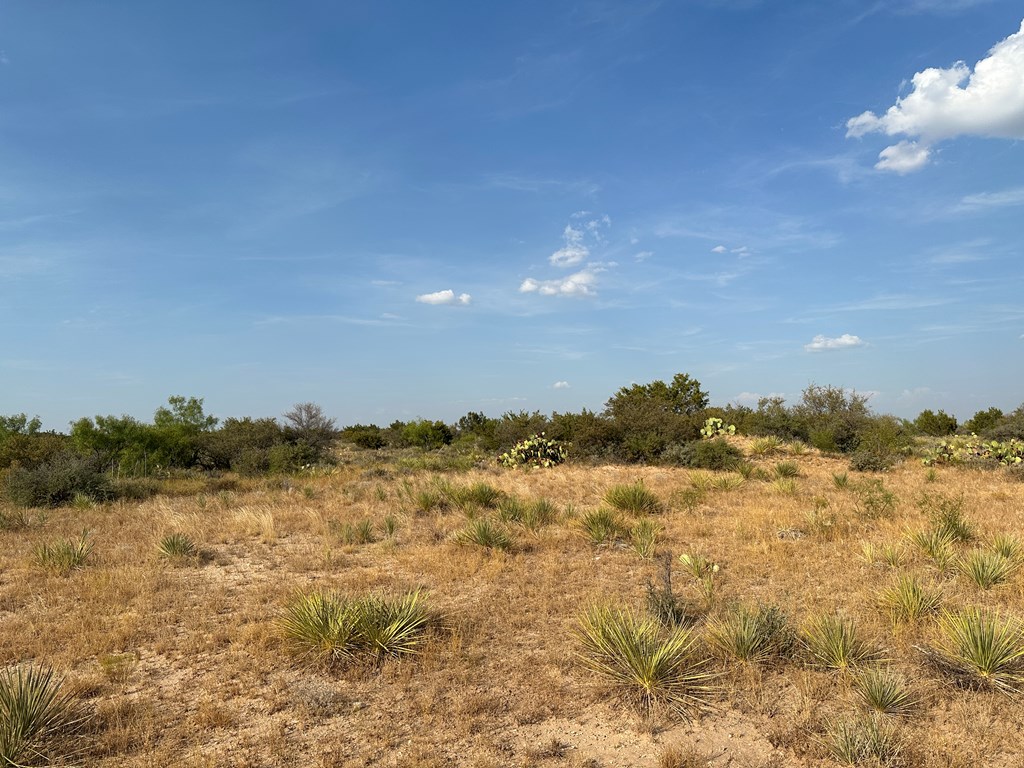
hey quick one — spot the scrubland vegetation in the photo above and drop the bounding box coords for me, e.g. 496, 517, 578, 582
2, 376, 1024, 766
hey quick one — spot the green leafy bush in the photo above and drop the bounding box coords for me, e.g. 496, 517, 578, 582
663, 439, 743, 471
498, 434, 567, 469
5, 452, 111, 508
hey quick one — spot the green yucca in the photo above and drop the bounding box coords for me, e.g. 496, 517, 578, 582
853, 667, 918, 717
33, 531, 92, 576
788, 441, 809, 456
772, 477, 798, 496
630, 519, 660, 559
603, 482, 662, 515
0, 663, 79, 767
801, 615, 879, 671
496, 497, 527, 524
447, 481, 504, 510
580, 508, 622, 546
774, 461, 800, 478
879, 573, 941, 626
156, 532, 198, 561
455, 518, 512, 551
522, 499, 558, 531
688, 472, 713, 492
928, 608, 1024, 693
712, 474, 745, 492
923, 493, 973, 543
413, 489, 446, 514
832, 472, 850, 490
909, 528, 957, 572
749, 436, 783, 457
822, 714, 903, 766
279, 590, 429, 665
991, 533, 1023, 562
959, 549, 1017, 590
575, 605, 717, 717
706, 604, 795, 665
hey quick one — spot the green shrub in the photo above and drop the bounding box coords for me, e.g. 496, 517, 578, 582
5, 452, 111, 508
914, 409, 957, 436
575, 604, 716, 718
401, 420, 453, 450
604, 481, 662, 515
664, 439, 743, 471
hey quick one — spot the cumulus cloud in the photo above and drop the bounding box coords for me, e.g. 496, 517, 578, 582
804, 333, 865, 352
415, 289, 471, 306
711, 245, 727, 253
846, 19, 1024, 171
549, 214, 610, 266
553, 381, 571, 389
520, 267, 603, 297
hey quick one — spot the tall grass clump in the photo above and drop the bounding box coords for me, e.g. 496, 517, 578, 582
921, 493, 973, 544
156, 532, 198, 562
879, 573, 941, 627
990, 533, 1023, 562
774, 461, 800, 478
749, 436, 783, 457
909, 529, 957, 572
959, 549, 1017, 590
455, 518, 513, 551
604, 482, 662, 515
630, 519, 661, 559
0, 663, 80, 767
706, 604, 795, 665
33, 531, 93, 576
801, 615, 879, 671
447, 481, 504, 511
580, 508, 623, 546
575, 605, 716, 718
925, 608, 1024, 693
279, 590, 429, 666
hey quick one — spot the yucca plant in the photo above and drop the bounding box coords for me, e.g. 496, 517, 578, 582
712, 474, 745, 492
926, 608, 1024, 693
749, 436, 783, 457
706, 604, 795, 665
522, 499, 558, 531
496, 497, 526, 524
413, 489, 446, 514
959, 549, 1017, 590
801, 615, 879, 671
879, 573, 941, 627
822, 714, 903, 766
630, 519, 660, 559
156, 532, 198, 561
772, 478, 798, 496
688, 472, 713, 493
991, 533, 1023, 562
788, 441, 809, 456
678, 553, 719, 607
923, 493, 973, 543
853, 667, 918, 717
774, 461, 800, 478
0, 663, 80, 767
580, 508, 622, 546
33, 531, 93, 576
279, 590, 429, 666
603, 482, 662, 515
455, 518, 512, 551
448, 481, 504, 511
832, 471, 850, 490
575, 605, 716, 718
909, 528, 957, 572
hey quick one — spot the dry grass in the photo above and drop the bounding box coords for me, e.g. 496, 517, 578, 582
0, 452, 1022, 765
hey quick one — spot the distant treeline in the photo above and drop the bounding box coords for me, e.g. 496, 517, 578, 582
2, 374, 1023, 507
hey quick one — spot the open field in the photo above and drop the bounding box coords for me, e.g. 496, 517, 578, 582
2, 441, 1023, 767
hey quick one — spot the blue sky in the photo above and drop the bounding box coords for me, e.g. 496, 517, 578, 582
2, 1, 1023, 430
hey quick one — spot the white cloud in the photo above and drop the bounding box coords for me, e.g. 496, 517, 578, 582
520, 266, 604, 297
957, 186, 1024, 210
847, 19, 1024, 171
553, 381, 571, 389
415, 289, 472, 306
875, 140, 932, 173
550, 223, 589, 267
804, 333, 865, 352
711, 245, 727, 253
634, 250, 653, 262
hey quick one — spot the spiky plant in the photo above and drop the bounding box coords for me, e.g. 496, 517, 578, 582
0, 663, 80, 767
774, 461, 800, 478
923, 493, 973, 543
455, 518, 512, 551
448, 481, 504, 511
749, 436, 783, 457
926, 608, 1024, 693
630, 519, 660, 560
496, 497, 526, 524
959, 549, 1017, 590
575, 605, 716, 718
822, 714, 903, 766
156, 532, 198, 561
688, 472, 713, 493
580, 508, 622, 546
909, 528, 957, 572
706, 604, 795, 665
522, 498, 558, 531
603, 482, 662, 515
772, 478, 798, 496
788, 441, 809, 456
33, 531, 93, 576
801, 615, 879, 671
832, 472, 850, 490
413, 489, 446, 514
853, 667, 918, 717
279, 591, 429, 666
879, 573, 941, 626
712, 474, 745, 492
991, 533, 1023, 562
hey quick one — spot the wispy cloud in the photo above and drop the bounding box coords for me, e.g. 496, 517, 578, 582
955, 186, 1024, 211
804, 333, 865, 352
847, 19, 1024, 172
416, 289, 472, 306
